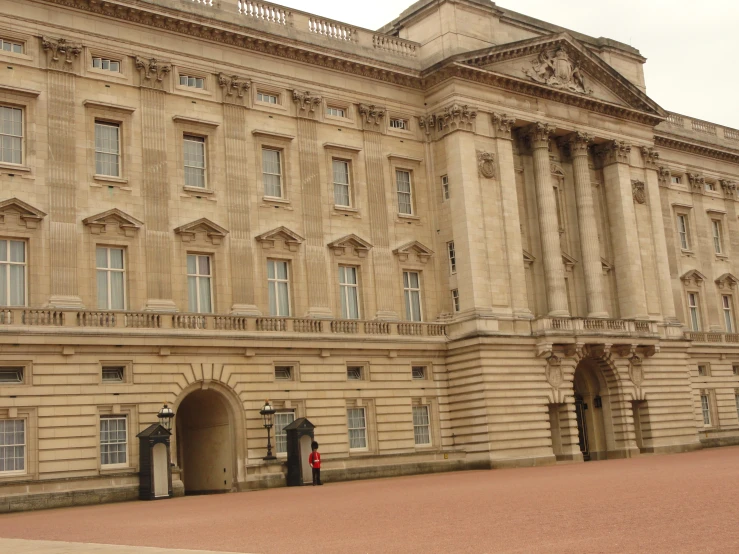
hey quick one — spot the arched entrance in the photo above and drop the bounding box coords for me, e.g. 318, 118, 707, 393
176, 389, 235, 494
573, 359, 614, 461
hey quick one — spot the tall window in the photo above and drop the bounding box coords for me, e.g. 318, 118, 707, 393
0, 106, 22, 165
274, 411, 295, 454
677, 214, 690, 250
688, 292, 701, 331
347, 407, 367, 450
447, 241, 456, 274
94, 121, 120, 177
92, 57, 120, 72
100, 416, 127, 466
187, 254, 213, 313
333, 160, 351, 207
0, 239, 25, 306
412, 406, 431, 446
183, 135, 206, 188
700, 394, 711, 426
263, 149, 282, 198
96, 247, 125, 310
0, 419, 24, 473
441, 175, 449, 201
339, 266, 359, 319
723, 295, 734, 332
712, 220, 723, 254
0, 39, 23, 54
396, 170, 413, 214
452, 289, 460, 313
403, 271, 422, 322
267, 260, 290, 316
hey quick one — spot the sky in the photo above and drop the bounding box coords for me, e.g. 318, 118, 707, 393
275, 0, 739, 129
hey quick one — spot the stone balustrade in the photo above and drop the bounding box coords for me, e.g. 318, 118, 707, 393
533, 317, 659, 337
685, 331, 739, 344
664, 111, 739, 143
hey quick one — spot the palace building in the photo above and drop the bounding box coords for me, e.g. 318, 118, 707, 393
0, 0, 738, 510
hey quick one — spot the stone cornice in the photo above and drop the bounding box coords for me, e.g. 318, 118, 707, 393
654, 133, 739, 165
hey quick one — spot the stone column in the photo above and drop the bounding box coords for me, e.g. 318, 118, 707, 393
525, 123, 569, 317
564, 132, 608, 318
642, 148, 677, 322
597, 141, 648, 320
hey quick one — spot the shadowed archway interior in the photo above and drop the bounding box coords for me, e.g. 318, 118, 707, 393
573, 358, 615, 461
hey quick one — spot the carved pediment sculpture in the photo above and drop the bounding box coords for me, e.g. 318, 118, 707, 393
42, 36, 82, 65
393, 241, 433, 264
680, 269, 707, 287
715, 273, 739, 290
327, 234, 373, 258
255, 226, 304, 252
218, 73, 251, 98
477, 151, 496, 179
0, 198, 47, 229
292, 90, 322, 113
631, 180, 646, 204
82, 208, 143, 238
174, 218, 229, 245
358, 104, 386, 128
135, 57, 171, 82
523, 47, 592, 95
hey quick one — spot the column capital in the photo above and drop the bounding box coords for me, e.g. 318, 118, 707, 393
491, 112, 516, 139
292, 90, 322, 118
561, 131, 593, 157
657, 167, 671, 187
641, 146, 660, 168
595, 140, 632, 165
524, 122, 555, 149
720, 179, 738, 196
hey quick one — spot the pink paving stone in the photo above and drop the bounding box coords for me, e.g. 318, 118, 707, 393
1, 447, 739, 554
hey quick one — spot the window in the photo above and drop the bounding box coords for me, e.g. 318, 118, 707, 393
677, 214, 690, 250
712, 220, 723, 254
441, 175, 449, 201
333, 160, 351, 207
452, 289, 460, 313
327, 106, 346, 118
100, 416, 127, 466
96, 247, 125, 310
187, 254, 213, 313
412, 406, 431, 446
706, 182, 716, 192
688, 292, 701, 331
274, 366, 292, 380
257, 91, 279, 104
0, 367, 23, 383
347, 366, 363, 381
389, 118, 408, 130
671, 176, 682, 184
262, 149, 282, 198
0, 39, 23, 54
447, 241, 456, 274
733, 365, 739, 376
0, 239, 26, 306
92, 57, 120, 72
723, 296, 734, 333
179, 75, 204, 89
412, 366, 426, 380
102, 366, 124, 383
267, 260, 290, 316
700, 394, 711, 426
403, 271, 422, 322
0, 106, 22, 165
339, 266, 359, 320
0, 419, 24, 473
697, 364, 708, 377
396, 170, 413, 215
94, 122, 120, 177
347, 408, 367, 450
183, 135, 206, 188
274, 411, 295, 454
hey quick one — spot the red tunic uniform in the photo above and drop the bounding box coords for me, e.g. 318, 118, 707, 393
308, 451, 321, 469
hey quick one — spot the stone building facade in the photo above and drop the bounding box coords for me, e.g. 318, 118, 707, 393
0, 0, 738, 510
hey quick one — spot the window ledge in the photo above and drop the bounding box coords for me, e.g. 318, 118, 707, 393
0, 162, 31, 173
715, 253, 729, 260
87, 68, 128, 80
94, 174, 128, 184
680, 249, 695, 256
174, 85, 212, 96
333, 205, 359, 213
254, 101, 288, 111
0, 472, 30, 482
99, 466, 135, 475
183, 186, 215, 196
261, 196, 293, 209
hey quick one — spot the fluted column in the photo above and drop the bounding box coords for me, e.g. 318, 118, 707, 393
565, 132, 608, 318
526, 123, 569, 317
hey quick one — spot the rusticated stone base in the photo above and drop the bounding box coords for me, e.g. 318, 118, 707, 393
0, 485, 138, 514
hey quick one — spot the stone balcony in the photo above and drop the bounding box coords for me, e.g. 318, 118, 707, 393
532, 317, 660, 338
684, 331, 739, 345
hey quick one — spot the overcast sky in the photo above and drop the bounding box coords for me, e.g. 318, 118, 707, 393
276, 0, 738, 129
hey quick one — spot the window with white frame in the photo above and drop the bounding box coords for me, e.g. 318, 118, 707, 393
0, 239, 26, 307
183, 135, 206, 188
447, 241, 456, 274
441, 175, 449, 201
412, 405, 431, 446
347, 366, 363, 381
0, 106, 23, 165
0, 419, 25, 473
389, 118, 408, 130
267, 260, 290, 316
412, 366, 426, 380
712, 220, 723, 254
677, 214, 690, 250
700, 393, 711, 426
100, 416, 127, 466
723, 295, 734, 333
94, 121, 121, 177
92, 57, 120, 72
403, 271, 422, 322
396, 170, 413, 215
452, 289, 460, 313
326, 106, 346, 118
179, 75, 204, 89
96, 247, 125, 310
187, 254, 213, 314
0, 38, 23, 54
274, 411, 295, 454
688, 292, 701, 331
671, 176, 682, 184
262, 148, 283, 198
333, 159, 351, 207
0, 367, 24, 383
347, 407, 367, 450
706, 182, 716, 192
257, 91, 279, 104
339, 266, 359, 320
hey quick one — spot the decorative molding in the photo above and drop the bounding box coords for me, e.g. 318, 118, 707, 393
82, 100, 136, 113
292, 90, 322, 114
42, 36, 82, 65
715, 273, 739, 291
417, 115, 436, 136
82, 208, 143, 238
686, 172, 705, 191
477, 151, 496, 179
595, 140, 632, 165
631, 180, 646, 204
545, 355, 563, 388
0, 198, 47, 229
491, 113, 516, 139
255, 226, 304, 252
174, 218, 229, 245
561, 251, 577, 272
392, 241, 433, 264
358, 104, 386, 129
135, 56, 171, 83
719, 179, 737, 196
524, 122, 554, 149
436, 103, 477, 133
251, 130, 295, 141
217, 73, 251, 98
654, 134, 739, 165
629, 355, 644, 387
562, 131, 592, 157
323, 142, 362, 152
523, 249, 536, 269
387, 154, 423, 164
327, 234, 373, 258
657, 167, 671, 187
172, 115, 220, 128
0, 85, 41, 97
523, 47, 592, 95
601, 258, 613, 275
641, 146, 660, 168
680, 269, 706, 287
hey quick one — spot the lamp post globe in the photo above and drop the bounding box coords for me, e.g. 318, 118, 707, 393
259, 400, 277, 460
157, 403, 175, 432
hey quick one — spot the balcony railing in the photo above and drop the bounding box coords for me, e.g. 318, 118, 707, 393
685, 331, 739, 344
663, 112, 739, 143
533, 317, 659, 337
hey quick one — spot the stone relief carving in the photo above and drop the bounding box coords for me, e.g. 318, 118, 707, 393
720, 179, 737, 196
491, 113, 516, 138
686, 172, 705, 190
477, 151, 496, 179
631, 180, 646, 204
563, 131, 592, 156
217, 73, 251, 98
437, 104, 477, 132
358, 104, 386, 127
641, 146, 660, 167
628, 355, 644, 387
524, 122, 555, 149
545, 355, 563, 388
417, 115, 436, 136
595, 140, 631, 165
292, 90, 322, 113
523, 47, 592, 95
657, 167, 671, 186
135, 57, 171, 82
42, 36, 82, 64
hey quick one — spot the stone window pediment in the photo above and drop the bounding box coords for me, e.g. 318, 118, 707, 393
601, 258, 613, 275
174, 218, 229, 245
715, 273, 739, 290
523, 249, 536, 268
681, 269, 707, 287
0, 197, 47, 229
255, 226, 304, 252
82, 208, 143, 237
393, 241, 433, 264
562, 251, 578, 272
328, 234, 373, 258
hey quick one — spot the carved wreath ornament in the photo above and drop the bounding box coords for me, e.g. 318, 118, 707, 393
631, 180, 646, 204
477, 151, 496, 179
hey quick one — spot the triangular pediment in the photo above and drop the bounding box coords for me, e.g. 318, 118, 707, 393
174, 218, 229, 245
715, 273, 739, 290
455, 33, 664, 117
327, 234, 373, 258
393, 241, 434, 264
681, 269, 707, 285
83, 208, 143, 237
255, 226, 304, 252
523, 249, 536, 267
562, 251, 578, 268
0, 197, 47, 229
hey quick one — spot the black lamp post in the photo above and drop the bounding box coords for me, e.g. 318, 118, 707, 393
158, 403, 175, 432
260, 400, 276, 460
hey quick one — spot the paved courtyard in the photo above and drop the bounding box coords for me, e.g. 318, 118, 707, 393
1, 447, 738, 554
